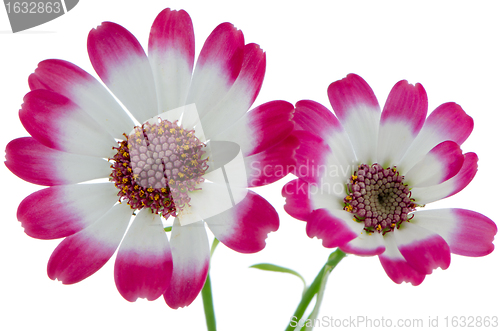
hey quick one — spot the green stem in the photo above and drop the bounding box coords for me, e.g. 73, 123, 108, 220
285, 249, 347, 331
201, 238, 220, 331
201, 273, 217, 331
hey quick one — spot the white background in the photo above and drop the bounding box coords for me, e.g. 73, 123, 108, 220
1, 1, 499, 330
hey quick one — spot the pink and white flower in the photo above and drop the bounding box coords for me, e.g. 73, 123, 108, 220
283, 74, 497, 285
5, 8, 295, 307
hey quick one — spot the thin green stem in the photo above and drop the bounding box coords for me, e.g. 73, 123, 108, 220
285, 249, 347, 331
201, 273, 217, 331
201, 238, 219, 331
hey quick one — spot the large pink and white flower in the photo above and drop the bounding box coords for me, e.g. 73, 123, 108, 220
5, 8, 295, 307
283, 74, 497, 285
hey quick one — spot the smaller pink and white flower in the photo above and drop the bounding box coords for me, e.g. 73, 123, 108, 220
283, 74, 497, 285
6, 8, 295, 307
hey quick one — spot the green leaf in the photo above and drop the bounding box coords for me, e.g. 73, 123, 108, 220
250, 263, 307, 295
164, 226, 172, 232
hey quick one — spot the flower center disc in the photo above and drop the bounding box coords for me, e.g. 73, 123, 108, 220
343, 164, 416, 234
110, 119, 209, 216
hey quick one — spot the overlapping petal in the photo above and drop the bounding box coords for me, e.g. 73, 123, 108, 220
28, 59, 134, 139
20, 89, 116, 158
378, 234, 426, 285
244, 134, 299, 187
5, 137, 110, 186
115, 210, 173, 302
305, 209, 362, 248
88, 21, 158, 123
293, 100, 355, 167
404, 140, 464, 187
398, 102, 473, 173
411, 152, 478, 205
17, 183, 118, 239
48, 203, 132, 284
211, 100, 294, 157
206, 191, 279, 253
393, 222, 451, 275
290, 130, 332, 185
412, 209, 496, 257
185, 22, 244, 120
200, 43, 266, 138
164, 219, 210, 309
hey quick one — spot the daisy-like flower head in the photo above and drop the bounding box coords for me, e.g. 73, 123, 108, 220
5, 8, 297, 307
283, 74, 497, 285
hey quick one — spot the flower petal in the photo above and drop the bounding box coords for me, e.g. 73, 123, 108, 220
327, 74, 381, 163
186, 23, 244, 119
291, 130, 332, 185
5, 137, 110, 186
17, 183, 118, 239
305, 208, 362, 248
28, 59, 134, 139
404, 140, 464, 187
20, 89, 116, 158
114, 209, 173, 302
211, 100, 294, 156
340, 232, 385, 256
294, 100, 356, 167
412, 209, 497, 257
164, 219, 210, 309
393, 222, 451, 275
282, 178, 313, 221
411, 152, 477, 205
399, 102, 473, 172
47, 203, 132, 284
378, 233, 426, 285
244, 134, 299, 187
377, 80, 427, 166
88, 21, 158, 123
199, 43, 266, 138
205, 191, 279, 253
148, 8, 194, 112
177, 181, 248, 226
